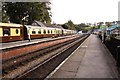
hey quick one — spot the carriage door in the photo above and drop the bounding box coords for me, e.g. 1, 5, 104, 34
20, 26, 23, 40
62, 30, 64, 36
23, 26, 28, 40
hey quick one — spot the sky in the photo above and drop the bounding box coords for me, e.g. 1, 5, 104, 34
50, 0, 120, 24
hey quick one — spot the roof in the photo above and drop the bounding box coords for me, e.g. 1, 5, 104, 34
32, 20, 64, 29
32, 20, 47, 27
52, 25, 64, 29
57, 25, 64, 29
25, 25, 56, 30
0, 23, 22, 27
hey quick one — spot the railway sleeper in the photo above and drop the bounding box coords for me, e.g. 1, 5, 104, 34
2, 69, 8, 75
19, 62, 26, 66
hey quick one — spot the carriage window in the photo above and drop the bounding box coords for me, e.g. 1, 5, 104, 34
16, 29, 19, 34
32, 31, 36, 34
51, 30, 52, 34
55, 30, 57, 33
38, 30, 41, 34
43, 30, 46, 34
3, 28, 10, 36
48, 30, 50, 34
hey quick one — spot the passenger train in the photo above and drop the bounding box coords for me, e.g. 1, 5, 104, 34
0, 23, 76, 42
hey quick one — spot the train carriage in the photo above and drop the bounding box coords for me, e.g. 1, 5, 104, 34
62, 29, 75, 35
55, 28, 62, 36
0, 23, 23, 42
0, 22, 76, 42
25, 25, 63, 39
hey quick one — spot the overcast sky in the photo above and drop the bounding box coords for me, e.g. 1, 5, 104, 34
51, 0, 120, 24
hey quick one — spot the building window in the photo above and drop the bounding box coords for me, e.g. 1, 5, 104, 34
16, 29, 19, 34
3, 28, 10, 36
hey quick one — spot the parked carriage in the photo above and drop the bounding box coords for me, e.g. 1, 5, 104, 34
0, 23, 23, 42
0, 23, 76, 42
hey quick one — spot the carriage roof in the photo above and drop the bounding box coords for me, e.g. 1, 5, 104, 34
0, 23, 22, 27
25, 25, 62, 30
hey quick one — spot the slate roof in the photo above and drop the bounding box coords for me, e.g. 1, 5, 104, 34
32, 20, 47, 27
32, 20, 64, 29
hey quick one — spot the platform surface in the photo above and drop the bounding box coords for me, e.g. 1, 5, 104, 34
0, 35, 76, 50
50, 34, 119, 78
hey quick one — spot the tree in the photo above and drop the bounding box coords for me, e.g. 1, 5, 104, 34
62, 20, 76, 30
2, 2, 51, 24
105, 22, 112, 27
74, 25, 82, 31
62, 23, 69, 29
97, 22, 104, 29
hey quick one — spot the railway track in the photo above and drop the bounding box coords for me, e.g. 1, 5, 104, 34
1, 35, 77, 61
2, 34, 89, 79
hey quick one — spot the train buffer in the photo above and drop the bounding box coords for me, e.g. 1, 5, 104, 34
47, 34, 120, 79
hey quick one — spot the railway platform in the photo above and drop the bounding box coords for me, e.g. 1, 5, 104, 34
0, 35, 76, 50
48, 34, 119, 78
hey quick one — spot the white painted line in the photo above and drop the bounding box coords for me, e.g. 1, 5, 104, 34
81, 46, 88, 48
44, 35, 91, 80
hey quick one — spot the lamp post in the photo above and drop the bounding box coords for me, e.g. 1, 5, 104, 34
22, 17, 25, 40
28, 26, 31, 42
22, 15, 30, 41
